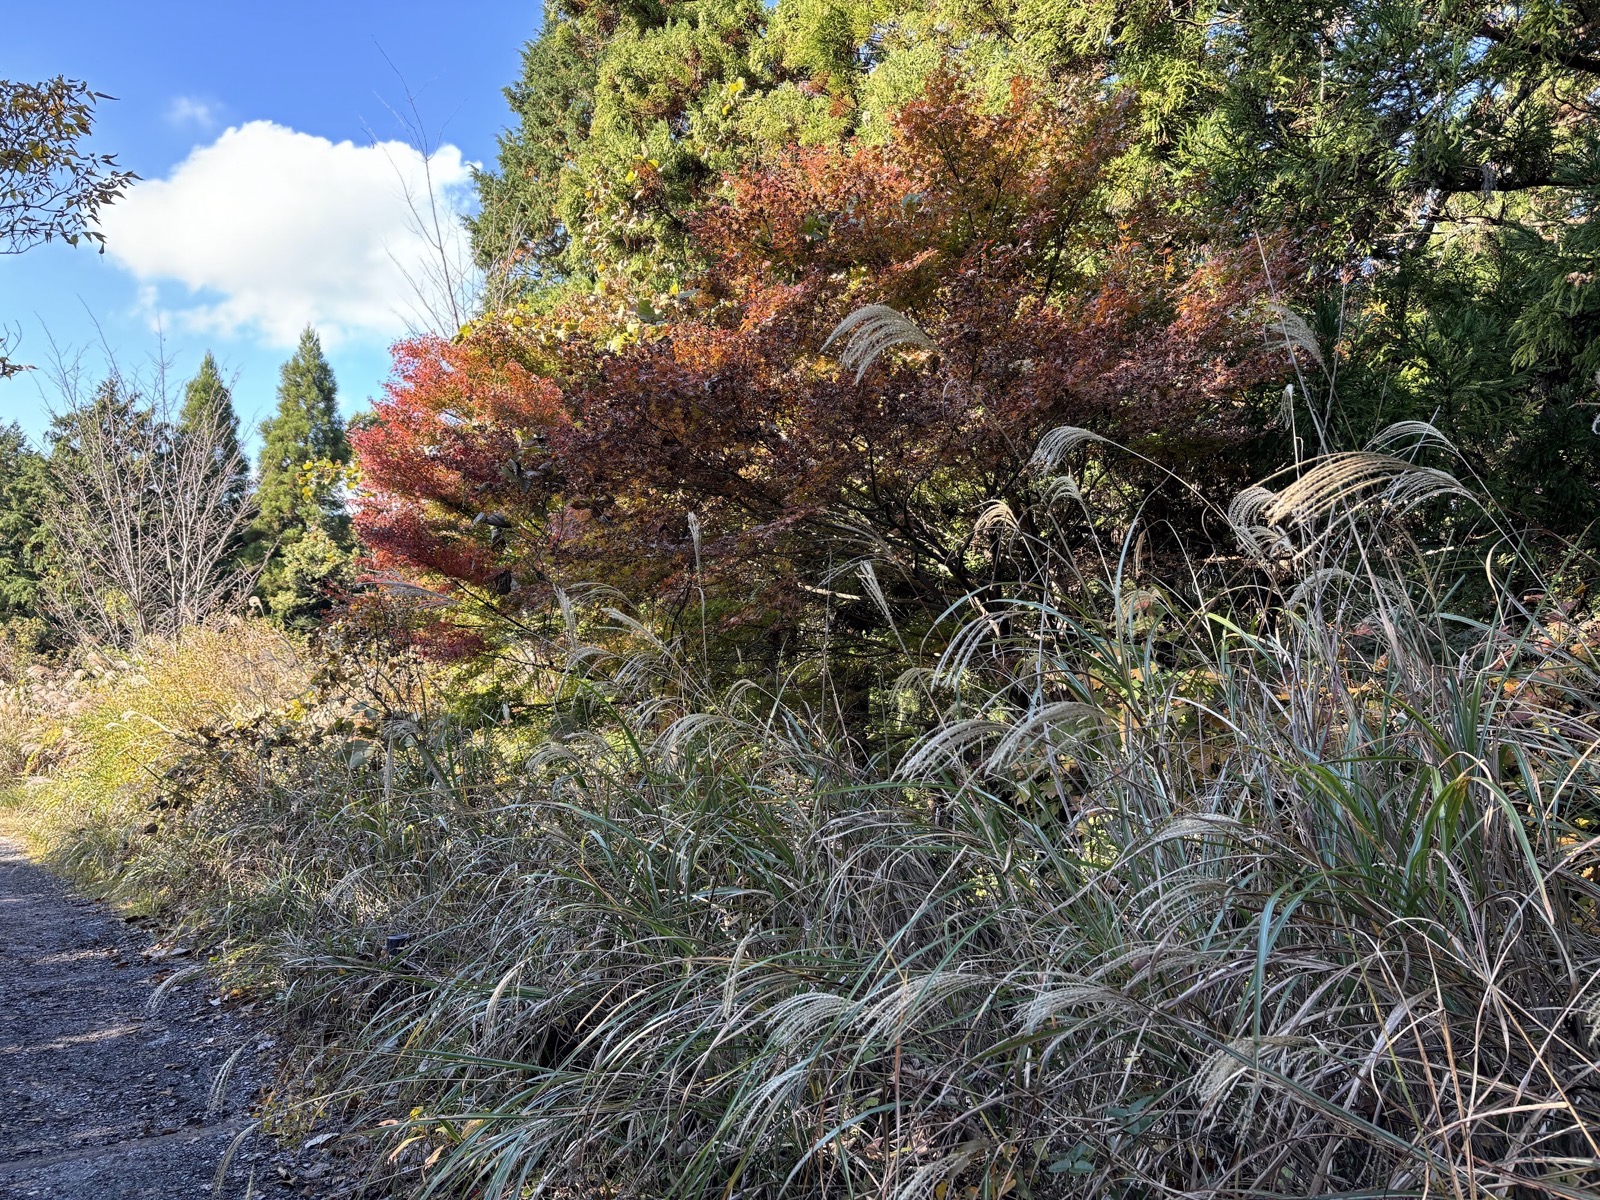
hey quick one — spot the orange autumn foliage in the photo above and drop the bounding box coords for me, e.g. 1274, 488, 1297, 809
353, 70, 1296, 637
352, 323, 567, 595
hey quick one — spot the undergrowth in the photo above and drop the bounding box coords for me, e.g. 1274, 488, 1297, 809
8, 428, 1600, 1199
3, 621, 307, 906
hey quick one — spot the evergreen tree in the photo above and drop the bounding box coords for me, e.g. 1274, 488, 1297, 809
471, 0, 875, 290
179, 351, 249, 513
0, 422, 48, 625
251, 327, 352, 624
255, 329, 347, 534
473, 0, 1600, 536
470, 0, 1124, 295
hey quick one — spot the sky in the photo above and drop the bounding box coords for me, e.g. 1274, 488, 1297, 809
0, 1, 535, 447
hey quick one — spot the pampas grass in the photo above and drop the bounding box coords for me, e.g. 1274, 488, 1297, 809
11, 423, 1600, 1200
822, 305, 939, 382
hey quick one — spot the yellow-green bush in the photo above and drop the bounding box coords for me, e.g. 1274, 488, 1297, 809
14, 620, 309, 901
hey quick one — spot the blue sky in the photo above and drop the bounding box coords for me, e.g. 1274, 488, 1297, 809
1, 1, 535, 446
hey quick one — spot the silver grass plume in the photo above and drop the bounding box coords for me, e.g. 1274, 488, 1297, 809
1264, 301, 1325, 370
972, 498, 1020, 557
367, 575, 454, 610
1030, 425, 1110, 472
902, 699, 1110, 781
1195, 1035, 1314, 1110
1038, 472, 1084, 508
1017, 979, 1130, 1033
857, 560, 894, 622
900, 715, 1011, 778
985, 700, 1113, 779
1266, 452, 1468, 526
822, 304, 938, 383
1228, 449, 1471, 559
1227, 486, 1292, 561
856, 969, 981, 1045
1364, 419, 1456, 457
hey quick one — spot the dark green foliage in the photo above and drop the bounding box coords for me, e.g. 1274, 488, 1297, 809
1102, 0, 1600, 534
471, 0, 770, 287
470, 9, 600, 283
0, 422, 47, 622
1327, 238, 1600, 536
254, 328, 348, 535
470, 0, 967, 290
179, 352, 249, 512
43, 376, 153, 475
250, 328, 353, 625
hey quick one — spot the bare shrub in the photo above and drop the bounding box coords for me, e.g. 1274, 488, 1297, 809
41, 366, 256, 648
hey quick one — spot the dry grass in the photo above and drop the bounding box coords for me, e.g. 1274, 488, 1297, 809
6, 619, 309, 897
9, 433, 1600, 1200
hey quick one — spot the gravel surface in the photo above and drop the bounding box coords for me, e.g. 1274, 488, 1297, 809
0, 836, 355, 1199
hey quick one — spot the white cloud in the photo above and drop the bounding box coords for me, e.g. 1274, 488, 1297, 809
166, 96, 220, 130
98, 121, 478, 348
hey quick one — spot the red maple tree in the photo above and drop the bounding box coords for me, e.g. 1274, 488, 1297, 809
352, 69, 1296, 644
352, 323, 567, 596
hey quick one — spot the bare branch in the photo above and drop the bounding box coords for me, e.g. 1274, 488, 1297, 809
40, 357, 259, 648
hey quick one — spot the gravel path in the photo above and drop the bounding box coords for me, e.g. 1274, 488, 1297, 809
0, 836, 349, 1199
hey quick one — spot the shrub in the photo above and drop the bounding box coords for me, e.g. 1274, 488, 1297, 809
355, 70, 1298, 667
14, 621, 308, 902
53, 426, 1600, 1199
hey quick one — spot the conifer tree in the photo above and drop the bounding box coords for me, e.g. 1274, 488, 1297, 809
255, 329, 347, 534
470, 0, 1048, 293
0, 422, 47, 626
178, 352, 248, 513
250, 327, 352, 624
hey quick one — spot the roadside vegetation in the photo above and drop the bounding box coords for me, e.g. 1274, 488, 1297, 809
3, 2, 1600, 1197
7, 427, 1599, 1198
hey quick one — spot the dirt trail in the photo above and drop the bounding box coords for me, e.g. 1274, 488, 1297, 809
0, 836, 346, 1199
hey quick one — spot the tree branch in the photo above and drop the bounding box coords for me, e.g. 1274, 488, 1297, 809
1477, 21, 1600, 77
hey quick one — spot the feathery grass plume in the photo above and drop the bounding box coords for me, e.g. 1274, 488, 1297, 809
210, 1121, 260, 1197
1115, 586, 1163, 630
1017, 979, 1130, 1033
855, 969, 986, 1046
1264, 452, 1467, 527
1365, 419, 1457, 457
983, 699, 1112, 771
207, 1043, 249, 1118
898, 714, 1011, 778
12, 425, 1600, 1200
1194, 1035, 1316, 1111
1264, 301, 1325, 370
1228, 449, 1473, 563
1225, 487, 1297, 563
145, 964, 207, 1016
1037, 470, 1084, 509
856, 559, 894, 624
366, 575, 454, 609
821, 304, 938, 383
971, 498, 1020, 557
1030, 424, 1110, 473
